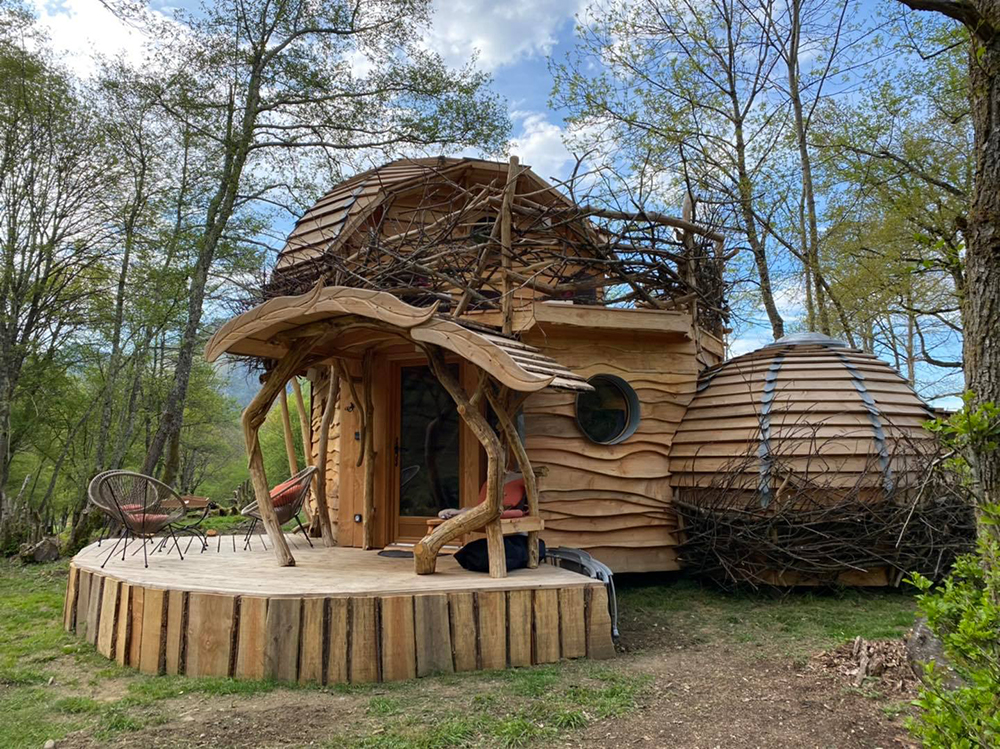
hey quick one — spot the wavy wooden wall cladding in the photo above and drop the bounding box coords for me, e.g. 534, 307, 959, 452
521, 334, 709, 573
63, 566, 614, 683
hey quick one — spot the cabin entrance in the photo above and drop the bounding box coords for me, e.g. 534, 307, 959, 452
393, 363, 462, 542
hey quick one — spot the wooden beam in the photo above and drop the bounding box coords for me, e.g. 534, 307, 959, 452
291, 376, 318, 526
360, 349, 377, 550
500, 156, 519, 336
314, 365, 339, 546
279, 388, 299, 478
242, 337, 323, 566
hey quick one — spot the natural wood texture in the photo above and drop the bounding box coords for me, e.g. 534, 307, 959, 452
500, 155, 520, 336
279, 388, 299, 477
520, 331, 713, 573
326, 598, 349, 684
235, 596, 268, 680
448, 592, 477, 672
129, 585, 144, 667
414, 594, 454, 676
85, 572, 102, 646
63, 565, 79, 632
349, 597, 379, 683
75, 570, 91, 640
265, 597, 301, 682
559, 588, 587, 659
586, 586, 616, 660
96, 578, 119, 658
381, 595, 417, 681
242, 338, 322, 567
139, 587, 165, 675
115, 584, 131, 666
507, 590, 532, 667
668, 341, 937, 496
186, 593, 234, 678
291, 376, 323, 532
360, 350, 377, 550
414, 348, 507, 576
165, 590, 185, 675
533, 589, 561, 664
313, 366, 339, 545
67, 539, 610, 684
299, 597, 325, 684
477, 590, 507, 670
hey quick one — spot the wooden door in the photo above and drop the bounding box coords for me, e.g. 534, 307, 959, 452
391, 361, 464, 542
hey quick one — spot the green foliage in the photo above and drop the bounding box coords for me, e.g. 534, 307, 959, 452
907, 511, 1000, 747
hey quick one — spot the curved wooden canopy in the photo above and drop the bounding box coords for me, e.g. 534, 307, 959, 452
205, 285, 591, 394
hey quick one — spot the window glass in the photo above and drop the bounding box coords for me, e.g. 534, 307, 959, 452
576, 375, 640, 444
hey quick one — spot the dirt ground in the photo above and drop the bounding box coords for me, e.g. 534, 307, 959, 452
57, 601, 919, 749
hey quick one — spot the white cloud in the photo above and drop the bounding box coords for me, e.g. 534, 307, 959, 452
426, 0, 579, 71
509, 111, 575, 183
728, 330, 773, 357
32, 0, 155, 76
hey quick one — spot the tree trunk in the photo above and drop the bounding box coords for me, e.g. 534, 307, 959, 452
899, 0, 1000, 545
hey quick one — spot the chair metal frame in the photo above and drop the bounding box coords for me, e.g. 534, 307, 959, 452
240, 466, 317, 550
88, 470, 188, 568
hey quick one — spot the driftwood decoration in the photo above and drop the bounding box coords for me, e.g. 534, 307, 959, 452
415, 347, 508, 577
242, 337, 324, 566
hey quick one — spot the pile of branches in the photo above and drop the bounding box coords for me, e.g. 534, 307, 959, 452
675, 438, 977, 588
264, 162, 730, 336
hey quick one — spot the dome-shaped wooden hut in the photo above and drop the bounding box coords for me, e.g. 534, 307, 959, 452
668, 332, 969, 585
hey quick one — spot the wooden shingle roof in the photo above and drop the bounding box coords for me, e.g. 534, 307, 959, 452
275, 157, 573, 272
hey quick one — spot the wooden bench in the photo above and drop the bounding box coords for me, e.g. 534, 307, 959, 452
424, 514, 543, 546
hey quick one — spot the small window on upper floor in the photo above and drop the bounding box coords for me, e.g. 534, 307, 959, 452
471, 216, 496, 244
575, 374, 641, 445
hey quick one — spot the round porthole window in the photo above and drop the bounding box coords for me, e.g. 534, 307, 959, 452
575, 374, 640, 445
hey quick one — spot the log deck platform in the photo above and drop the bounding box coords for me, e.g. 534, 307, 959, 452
63, 536, 614, 684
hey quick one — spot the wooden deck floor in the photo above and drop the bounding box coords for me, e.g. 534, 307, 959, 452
65, 535, 615, 685
71, 534, 592, 596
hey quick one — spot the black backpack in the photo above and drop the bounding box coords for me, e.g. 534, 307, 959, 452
453, 535, 546, 573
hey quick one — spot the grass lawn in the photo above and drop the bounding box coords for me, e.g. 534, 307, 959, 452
0, 560, 917, 749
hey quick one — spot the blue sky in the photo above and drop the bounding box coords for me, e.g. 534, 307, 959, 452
32, 0, 964, 406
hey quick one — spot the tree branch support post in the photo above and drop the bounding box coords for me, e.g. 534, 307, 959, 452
486, 387, 540, 567
291, 377, 317, 525
360, 349, 377, 550
241, 338, 322, 567
415, 348, 508, 577
279, 388, 299, 477
312, 366, 339, 546
501, 155, 519, 335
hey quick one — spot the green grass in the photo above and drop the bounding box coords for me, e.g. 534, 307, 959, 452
618, 577, 916, 654
0, 560, 917, 748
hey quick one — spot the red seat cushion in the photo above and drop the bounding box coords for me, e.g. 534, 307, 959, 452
124, 513, 171, 532
500, 508, 525, 519
270, 477, 303, 508
477, 478, 526, 510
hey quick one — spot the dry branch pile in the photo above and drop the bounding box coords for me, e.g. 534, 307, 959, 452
264, 162, 730, 336
675, 434, 976, 588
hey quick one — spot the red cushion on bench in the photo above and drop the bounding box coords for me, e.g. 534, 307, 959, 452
500, 509, 525, 519
477, 478, 526, 509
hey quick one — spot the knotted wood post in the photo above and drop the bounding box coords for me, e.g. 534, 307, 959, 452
415, 348, 507, 577
313, 365, 339, 546
486, 388, 541, 568
241, 338, 322, 567
291, 377, 318, 524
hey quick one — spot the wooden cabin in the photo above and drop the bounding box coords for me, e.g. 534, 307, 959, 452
254, 156, 728, 574
222, 156, 955, 582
